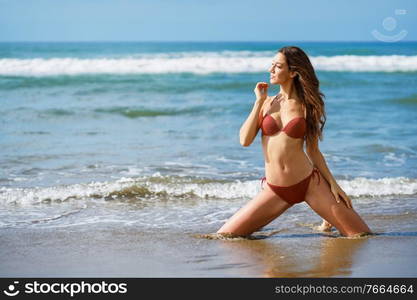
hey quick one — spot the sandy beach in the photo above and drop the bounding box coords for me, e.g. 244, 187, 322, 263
1, 223, 416, 278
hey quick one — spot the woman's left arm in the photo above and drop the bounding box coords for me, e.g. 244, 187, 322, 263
306, 136, 353, 209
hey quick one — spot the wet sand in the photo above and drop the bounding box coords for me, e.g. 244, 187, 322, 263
1, 224, 417, 277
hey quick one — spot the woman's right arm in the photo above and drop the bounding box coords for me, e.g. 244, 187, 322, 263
239, 82, 269, 147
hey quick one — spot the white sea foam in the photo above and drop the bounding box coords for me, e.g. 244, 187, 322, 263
338, 176, 417, 197
1, 175, 416, 206
313, 55, 417, 72
0, 178, 136, 206
383, 152, 407, 167
1, 54, 416, 76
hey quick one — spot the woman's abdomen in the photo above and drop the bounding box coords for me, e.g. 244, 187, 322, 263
263, 145, 313, 186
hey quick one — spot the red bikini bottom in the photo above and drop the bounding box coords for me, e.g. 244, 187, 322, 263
260, 168, 321, 206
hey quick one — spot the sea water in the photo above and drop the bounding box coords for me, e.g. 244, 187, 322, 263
0, 41, 416, 234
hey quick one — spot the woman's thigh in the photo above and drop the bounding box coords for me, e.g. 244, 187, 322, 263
304, 171, 371, 237
217, 183, 292, 236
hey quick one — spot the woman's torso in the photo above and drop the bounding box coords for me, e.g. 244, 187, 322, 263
259, 95, 314, 185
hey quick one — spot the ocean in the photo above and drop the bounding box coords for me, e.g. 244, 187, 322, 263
1, 41, 417, 277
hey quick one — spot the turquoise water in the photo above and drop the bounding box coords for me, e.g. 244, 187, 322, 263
0, 41, 416, 230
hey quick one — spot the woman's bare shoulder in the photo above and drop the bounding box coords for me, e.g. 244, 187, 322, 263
260, 96, 272, 110
261, 96, 274, 111
265, 95, 274, 105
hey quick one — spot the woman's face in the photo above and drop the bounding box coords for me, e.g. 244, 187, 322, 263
268, 52, 295, 85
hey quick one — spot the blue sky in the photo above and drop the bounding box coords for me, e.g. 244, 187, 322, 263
0, 0, 416, 42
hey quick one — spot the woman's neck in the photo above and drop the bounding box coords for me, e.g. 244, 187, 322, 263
279, 79, 294, 100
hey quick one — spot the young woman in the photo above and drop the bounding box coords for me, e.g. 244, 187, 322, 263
217, 46, 371, 237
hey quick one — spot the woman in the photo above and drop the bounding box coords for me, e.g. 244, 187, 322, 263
217, 46, 371, 237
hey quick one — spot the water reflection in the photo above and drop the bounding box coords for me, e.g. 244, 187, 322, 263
213, 232, 370, 277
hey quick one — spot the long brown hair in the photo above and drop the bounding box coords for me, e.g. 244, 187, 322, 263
278, 46, 326, 146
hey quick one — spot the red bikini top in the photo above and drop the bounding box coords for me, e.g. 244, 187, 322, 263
258, 110, 306, 139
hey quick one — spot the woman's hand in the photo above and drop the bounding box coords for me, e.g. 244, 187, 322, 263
330, 182, 353, 208
254, 82, 269, 102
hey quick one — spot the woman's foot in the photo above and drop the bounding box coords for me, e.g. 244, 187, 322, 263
317, 219, 333, 232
